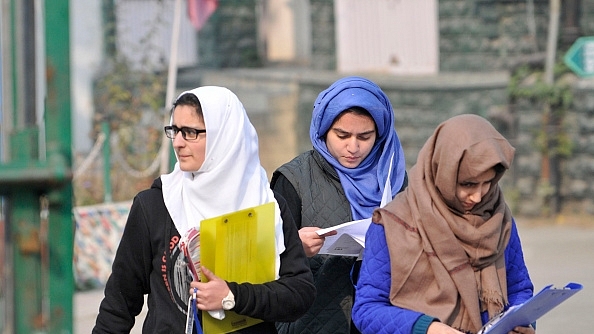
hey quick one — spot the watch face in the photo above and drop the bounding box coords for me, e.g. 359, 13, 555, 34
222, 299, 235, 310
222, 290, 235, 310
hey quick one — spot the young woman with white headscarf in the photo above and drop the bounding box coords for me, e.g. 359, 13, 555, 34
93, 86, 315, 333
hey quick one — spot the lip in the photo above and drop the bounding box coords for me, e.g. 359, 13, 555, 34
345, 156, 360, 162
463, 203, 474, 210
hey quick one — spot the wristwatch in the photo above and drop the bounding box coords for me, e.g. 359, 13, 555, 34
222, 290, 235, 310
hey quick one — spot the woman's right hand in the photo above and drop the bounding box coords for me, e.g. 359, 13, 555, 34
298, 227, 337, 257
427, 322, 465, 334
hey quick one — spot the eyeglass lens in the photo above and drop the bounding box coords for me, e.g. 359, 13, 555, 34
164, 126, 205, 140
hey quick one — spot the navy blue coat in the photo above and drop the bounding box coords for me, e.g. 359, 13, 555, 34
352, 219, 534, 334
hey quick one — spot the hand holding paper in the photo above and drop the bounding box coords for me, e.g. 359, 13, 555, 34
300, 226, 337, 257
316, 218, 371, 256
315, 155, 393, 256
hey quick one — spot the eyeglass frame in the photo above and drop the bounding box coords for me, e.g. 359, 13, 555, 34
164, 125, 207, 141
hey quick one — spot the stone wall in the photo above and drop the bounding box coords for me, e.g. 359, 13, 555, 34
582, 1, 594, 35
309, 0, 336, 70
562, 79, 594, 215
197, 0, 261, 68
439, 0, 550, 71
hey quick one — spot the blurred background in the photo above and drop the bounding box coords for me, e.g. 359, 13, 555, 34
1, 0, 594, 332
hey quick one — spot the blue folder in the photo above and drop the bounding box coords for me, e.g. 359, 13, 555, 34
478, 282, 583, 334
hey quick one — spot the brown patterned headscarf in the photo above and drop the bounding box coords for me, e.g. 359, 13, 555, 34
373, 114, 515, 333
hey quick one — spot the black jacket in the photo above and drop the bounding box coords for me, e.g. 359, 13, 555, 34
93, 177, 315, 333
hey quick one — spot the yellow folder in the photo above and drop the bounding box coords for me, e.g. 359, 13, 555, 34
200, 202, 276, 334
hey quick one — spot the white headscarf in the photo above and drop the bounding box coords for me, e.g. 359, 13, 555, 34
161, 86, 285, 276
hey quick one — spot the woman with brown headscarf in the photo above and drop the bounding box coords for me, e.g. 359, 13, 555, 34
352, 114, 535, 334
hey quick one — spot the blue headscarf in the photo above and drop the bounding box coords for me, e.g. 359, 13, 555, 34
310, 76, 406, 220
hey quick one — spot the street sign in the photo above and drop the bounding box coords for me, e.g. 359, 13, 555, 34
564, 36, 594, 77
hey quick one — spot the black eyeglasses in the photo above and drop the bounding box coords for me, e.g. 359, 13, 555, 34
164, 125, 206, 141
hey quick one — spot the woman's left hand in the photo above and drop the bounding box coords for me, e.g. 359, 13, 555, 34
189, 265, 230, 311
509, 324, 535, 334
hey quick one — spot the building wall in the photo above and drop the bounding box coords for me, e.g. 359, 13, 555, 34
582, 1, 594, 35
279, 0, 553, 73
309, 0, 336, 70
197, 0, 261, 68
439, 0, 550, 71
196, 1, 594, 73
554, 79, 594, 215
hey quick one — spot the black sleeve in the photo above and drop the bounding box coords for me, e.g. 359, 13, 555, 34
93, 196, 153, 333
399, 171, 408, 193
228, 192, 315, 322
270, 172, 302, 229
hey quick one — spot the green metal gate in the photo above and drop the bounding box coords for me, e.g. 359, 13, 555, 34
0, 0, 74, 332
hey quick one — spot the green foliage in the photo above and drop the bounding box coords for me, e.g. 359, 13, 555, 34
508, 62, 573, 108
92, 55, 166, 173
93, 0, 169, 132
508, 61, 574, 158
93, 58, 166, 131
74, 0, 175, 206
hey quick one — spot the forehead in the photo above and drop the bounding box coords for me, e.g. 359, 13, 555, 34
458, 167, 496, 182
172, 105, 204, 123
331, 112, 376, 130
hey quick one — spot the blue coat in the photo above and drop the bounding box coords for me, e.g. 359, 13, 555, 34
352, 219, 534, 334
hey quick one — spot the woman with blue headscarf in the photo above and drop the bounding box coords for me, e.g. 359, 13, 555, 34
271, 76, 407, 334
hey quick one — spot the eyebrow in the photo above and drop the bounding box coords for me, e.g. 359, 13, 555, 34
331, 127, 376, 136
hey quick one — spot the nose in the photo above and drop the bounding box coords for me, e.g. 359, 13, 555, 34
346, 137, 359, 153
469, 183, 490, 204
172, 131, 185, 147
469, 190, 482, 204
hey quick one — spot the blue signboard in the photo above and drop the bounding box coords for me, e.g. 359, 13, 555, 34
564, 36, 594, 78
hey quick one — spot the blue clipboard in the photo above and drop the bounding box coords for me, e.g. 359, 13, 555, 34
478, 282, 583, 334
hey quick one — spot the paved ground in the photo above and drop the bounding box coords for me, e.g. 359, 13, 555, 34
75, 222, 593, 333
75, 290, 146, 333
515, 222, 593, 334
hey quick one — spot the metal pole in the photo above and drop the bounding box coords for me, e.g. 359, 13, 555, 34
43, 0, 74, 331
102, 120, 112, 203
159, 0, 183, 175
544, 0, 560, 86
11, 191, 43, 333
543, 0, 561, 213
6, 0, 44, 331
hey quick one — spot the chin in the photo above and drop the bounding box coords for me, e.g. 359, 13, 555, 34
178, 163, 194, 172
342, 162, 361, 169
